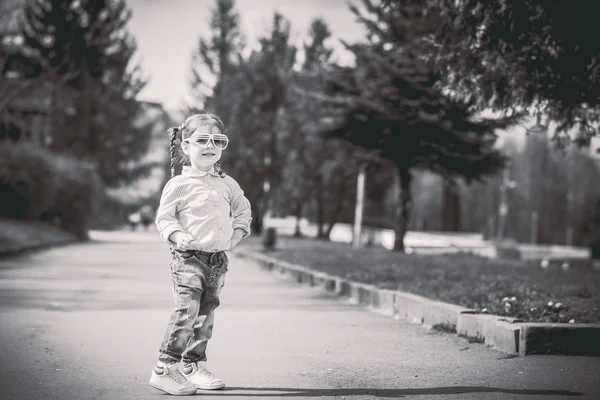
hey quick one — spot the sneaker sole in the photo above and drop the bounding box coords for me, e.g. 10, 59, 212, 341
149, 381, 197, 396
195, 383, 226, 390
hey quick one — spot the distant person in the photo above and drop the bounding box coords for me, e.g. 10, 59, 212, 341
149, 112, 252, 396
128, 212, 140, 231
139, 205, 154, 231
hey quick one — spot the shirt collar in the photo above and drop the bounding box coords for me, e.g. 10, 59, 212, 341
182, 165, 219, 177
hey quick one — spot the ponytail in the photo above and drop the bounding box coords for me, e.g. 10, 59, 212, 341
168, 126, 181, 178
214, 160, 227, 178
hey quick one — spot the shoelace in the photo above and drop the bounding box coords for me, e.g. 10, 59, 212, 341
162, 365, 188, 384
197, 368, 216, 380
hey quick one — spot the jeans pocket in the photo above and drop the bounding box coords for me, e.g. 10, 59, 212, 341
219, 252, 229, 272
171, 249, 195, 261
206, 253, 228, 286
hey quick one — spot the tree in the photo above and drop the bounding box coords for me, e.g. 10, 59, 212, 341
441, 178, 461, 231
279, 18, 335, 237
320, 1, 516, 251
583, 200, 600, 258
187, 0, 245, 116
0, 1, 62, 140
417, 0, 600, 148
179, 0, 244, 179
455, 127, 600, 245
213, 12, 296, 234
19, 0, 151, 186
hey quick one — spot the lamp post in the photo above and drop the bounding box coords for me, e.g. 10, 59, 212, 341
263, 155, 271, 225
352, 161, 367, 249
352, 151, 380, 249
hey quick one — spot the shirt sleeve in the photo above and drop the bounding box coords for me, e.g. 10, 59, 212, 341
155, 178, 185, 243
227, 177, 252, 238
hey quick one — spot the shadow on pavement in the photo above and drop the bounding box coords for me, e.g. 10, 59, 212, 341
199, 386, 584, 397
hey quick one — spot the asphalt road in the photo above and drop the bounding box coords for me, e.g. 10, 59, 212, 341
0, 230, 599, 400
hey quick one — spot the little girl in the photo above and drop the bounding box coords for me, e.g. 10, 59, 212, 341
149, 112, 252, 396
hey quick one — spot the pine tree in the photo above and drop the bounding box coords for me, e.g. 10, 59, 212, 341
411, 0, 600, 147
219, 12, 296, 234
20, 0, 150, 186
187, 0, 245, 117
320, 0, 517, 251
283, 18, 358, 240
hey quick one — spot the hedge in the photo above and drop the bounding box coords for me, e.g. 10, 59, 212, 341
0, 141, 102, 239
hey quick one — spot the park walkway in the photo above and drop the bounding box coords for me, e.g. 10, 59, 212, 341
0, 230, 598, 399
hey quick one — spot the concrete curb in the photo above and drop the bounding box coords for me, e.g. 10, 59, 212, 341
234, 248, 600, 357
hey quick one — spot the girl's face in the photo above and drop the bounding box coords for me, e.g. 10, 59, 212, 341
181, 124, 225, 171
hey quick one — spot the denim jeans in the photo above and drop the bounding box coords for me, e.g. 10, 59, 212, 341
158, 249, 228, 364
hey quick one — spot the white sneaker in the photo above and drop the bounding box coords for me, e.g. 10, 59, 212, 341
183, 361, 225, 390
149, 364, 197, 395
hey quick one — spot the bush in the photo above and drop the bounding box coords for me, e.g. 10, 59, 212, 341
89, 192, 136, 230
42, 154, 102, 239
0, 141, 101, 239
0, 142, 59, 219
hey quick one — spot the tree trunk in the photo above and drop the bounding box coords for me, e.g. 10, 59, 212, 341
293, 201, 303, 237
79, 58, 94, 157
294, 126, 308, 239
251, 205, 263, 235
315, 176, 326, 238
393, 166, 412, 252
324, 177, 348, 240
442, 178, 462, 231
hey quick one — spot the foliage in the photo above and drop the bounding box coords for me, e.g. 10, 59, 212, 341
0, 217, 76, 254
397, 0, 600, 146
276, 17, 359, 238
180, 0, 600, 247
317, 0, 517, 251
456, 133, 600, 245
18, 0, 150, 187
324, 46, 511, 180
0, 141, 101, 239
187, 0, 245, 115
241, 235, 600, 323
0, 141, 60, 220
209, 11, 297, 233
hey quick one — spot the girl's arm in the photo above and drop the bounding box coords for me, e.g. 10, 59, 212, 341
155, 179, 185, 243
227, 177, 252, 238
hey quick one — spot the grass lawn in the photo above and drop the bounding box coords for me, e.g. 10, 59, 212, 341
0, 218, 76, 256
238, 234, 600, 324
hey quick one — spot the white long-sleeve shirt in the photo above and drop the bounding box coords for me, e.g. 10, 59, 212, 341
155, 166, 252, 252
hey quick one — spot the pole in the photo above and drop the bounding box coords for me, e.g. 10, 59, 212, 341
353, 162, 366, 249
263, 155, 271, 227
497, 167, 509, 240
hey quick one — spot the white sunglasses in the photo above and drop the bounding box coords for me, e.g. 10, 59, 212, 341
183, 133, 229, 150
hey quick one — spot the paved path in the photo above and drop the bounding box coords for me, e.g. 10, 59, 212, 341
0, 230, 599, 400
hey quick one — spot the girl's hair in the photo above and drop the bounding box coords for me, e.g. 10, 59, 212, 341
167, 111, 227, 179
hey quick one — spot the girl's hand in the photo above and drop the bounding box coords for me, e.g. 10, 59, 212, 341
228, 228, 245, 250
171, 231, 194, 251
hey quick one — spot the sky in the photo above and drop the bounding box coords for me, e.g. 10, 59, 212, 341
125, 0, 365, 113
